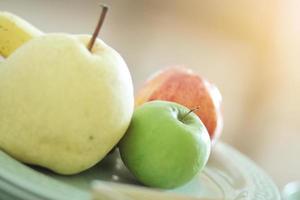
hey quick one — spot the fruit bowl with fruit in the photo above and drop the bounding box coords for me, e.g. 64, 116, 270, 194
0, 7, 280, 200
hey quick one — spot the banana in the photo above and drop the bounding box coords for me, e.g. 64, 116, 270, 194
0, 12, 43, 57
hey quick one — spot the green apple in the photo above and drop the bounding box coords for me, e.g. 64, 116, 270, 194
119, 100, 211, 189
0, 33, 134, 174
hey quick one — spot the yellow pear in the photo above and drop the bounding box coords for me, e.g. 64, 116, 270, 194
0, 9, 134, 175
0, 11, 42, 57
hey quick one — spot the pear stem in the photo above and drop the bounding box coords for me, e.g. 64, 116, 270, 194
87, 5, 109, 52
181, 106, 200, 121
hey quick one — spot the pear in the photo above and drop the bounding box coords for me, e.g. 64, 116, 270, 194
0, 11, 42, 57
0, 8, 134, 174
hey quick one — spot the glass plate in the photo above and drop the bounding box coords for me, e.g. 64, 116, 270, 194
0, 142, 280, 200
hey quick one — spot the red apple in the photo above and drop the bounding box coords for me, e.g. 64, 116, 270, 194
135, 67, 223, 143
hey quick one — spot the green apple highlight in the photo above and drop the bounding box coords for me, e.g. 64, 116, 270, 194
0, 34, 134, 174
119, 100, 211, 189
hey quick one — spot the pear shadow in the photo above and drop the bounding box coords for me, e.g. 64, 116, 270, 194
29, 149, 140, 191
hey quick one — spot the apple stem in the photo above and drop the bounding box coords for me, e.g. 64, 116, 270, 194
87, 4, 109, 52
181, 107, 200, 121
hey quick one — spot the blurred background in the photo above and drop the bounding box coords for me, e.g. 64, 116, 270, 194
1, 0, 299, 189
